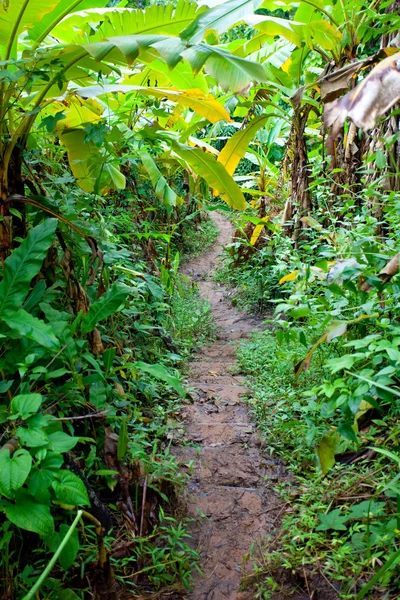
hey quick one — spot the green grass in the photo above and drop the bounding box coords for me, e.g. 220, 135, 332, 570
237, 330, 400, 599
179, 216, 219, 260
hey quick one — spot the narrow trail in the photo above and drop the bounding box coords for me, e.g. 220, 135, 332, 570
173, 213, 285, 600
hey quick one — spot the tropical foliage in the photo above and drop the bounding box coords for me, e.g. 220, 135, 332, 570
1, 0, 400, 597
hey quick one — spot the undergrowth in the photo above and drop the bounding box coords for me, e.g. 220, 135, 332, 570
238, 330, 400, 599
0, 142, 215, 599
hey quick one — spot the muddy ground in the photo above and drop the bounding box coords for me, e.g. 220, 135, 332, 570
171, 213, 340, 600
172, 213, 283, 599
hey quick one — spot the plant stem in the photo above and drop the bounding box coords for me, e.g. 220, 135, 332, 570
22, 510, 83, 600
356, 547, 400, 600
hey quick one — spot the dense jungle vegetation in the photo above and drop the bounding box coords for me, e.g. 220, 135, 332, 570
0, 0, 400, 598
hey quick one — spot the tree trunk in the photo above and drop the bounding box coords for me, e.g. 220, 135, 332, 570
0, 147, 26, 263
281, 104, 314, 244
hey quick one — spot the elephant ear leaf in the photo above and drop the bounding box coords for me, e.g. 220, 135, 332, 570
0, 219, 57, 314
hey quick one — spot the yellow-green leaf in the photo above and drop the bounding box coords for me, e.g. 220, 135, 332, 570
218, 115, 268, 175
172, 142, 247, 210
279, 270, 300, 284
75, 85, 230, 123
316, 431, 340, 475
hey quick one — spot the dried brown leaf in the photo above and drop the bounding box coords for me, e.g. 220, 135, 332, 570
324, 51, 400, 150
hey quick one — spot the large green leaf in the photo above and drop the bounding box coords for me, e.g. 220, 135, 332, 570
52, 471, 90, 506
56, 36, 266, 93
5, 492, 54, 536
0, 219, 57, 314
244, 15, 303, 47
316, 508, 348, 531
0, 0, 59, 59
10, 394, 43, 420
47, 431, 80, 453
182, 44, 268, 93
17, 426, 49, 448
27, 35, 266, 100
60, 129, 126, 194
52, 0, 204, 44
218, 115, 269, 175
133, 60, 209, 93
75, 85, 231, 123
81, 282, 130, 334
181, 0, 264, 43
316, 431, 340, 475
172, 142, 247, 210
45, 524, 80, 570
0, 449, 32, 498
2, 309, 59, 350
28, 0, 109, 45
28, 452, 64, 495
141, 152, 183, 207
82, 34, 186, 68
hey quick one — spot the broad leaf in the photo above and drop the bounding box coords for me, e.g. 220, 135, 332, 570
0, 219, 57, 314
316, 508, 348, 531
324, 51, 400, 146
181, 0, 264, 43
52, 0, 203, 44
5, 492, 54, 536
279, 270, 300, 284
244, 14, 303, 47
0, 449, 32, 498
0, 0, 59, 59
141, 152, 183, 207
60, 129, 126, 194
45, 524, 80, 570
172, 142, 247, 210
218, 115, 268, 175
75, 85, 231, 123
316, 431, 340, 475
17, 427, 49, 448
47, 431, 80, 453
2, 309, 59, 350
81, 282, 130, 334
28, 0, 109, 45
10, 394, 43, 420
182, 44, 268, 93
326, 354, 355, 374
326, 321, 347, 343
52, 471, 90, 506
250, 222, 267, 246
28, 452, 64, 495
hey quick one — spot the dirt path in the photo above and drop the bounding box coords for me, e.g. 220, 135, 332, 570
173, 213, 284, 600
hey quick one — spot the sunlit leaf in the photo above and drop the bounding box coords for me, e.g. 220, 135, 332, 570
171, 142, 247, 210
218, 115, 268, 175
181, 0, 264, 43
141, 151, 184, 207
279, 270, 300, 284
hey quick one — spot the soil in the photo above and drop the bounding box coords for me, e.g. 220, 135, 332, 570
171, 212, 340, 600
171, 212, 282, 599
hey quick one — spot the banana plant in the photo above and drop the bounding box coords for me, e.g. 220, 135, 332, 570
0, 0, 267, 260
